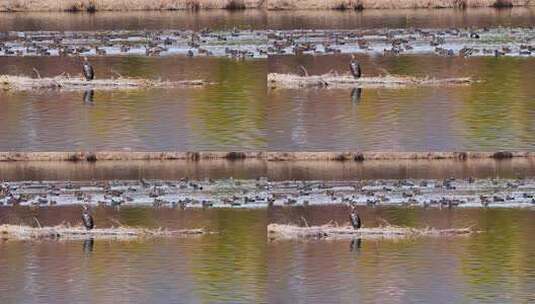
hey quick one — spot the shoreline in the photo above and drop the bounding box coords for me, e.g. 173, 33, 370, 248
0, 0, 532, 12
0, 151, 530, 162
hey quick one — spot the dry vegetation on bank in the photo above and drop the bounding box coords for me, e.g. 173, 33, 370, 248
0, 224, 207, 240
267, 223, 475, 240
0, 75, 208, 91
267, 73, 474, 89
0, 151, 526, 162
0, 0, 531, 11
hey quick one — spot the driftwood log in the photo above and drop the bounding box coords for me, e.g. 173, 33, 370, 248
0, 224, 206, 240
0, 75, 208, 91
267, 73, 474, 89
267, 223, 475, 240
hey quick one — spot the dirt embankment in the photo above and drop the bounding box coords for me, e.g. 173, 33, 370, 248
0, 0, 531, 12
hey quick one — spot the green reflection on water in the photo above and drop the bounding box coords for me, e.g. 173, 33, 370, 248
191, 59, 267, 149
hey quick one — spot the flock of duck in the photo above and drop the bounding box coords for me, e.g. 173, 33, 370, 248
268, 27, 535, 57
4, 177, 535, 230
0, 27, 534, 58
2, 177, 535, 210
0, 28, 266, 59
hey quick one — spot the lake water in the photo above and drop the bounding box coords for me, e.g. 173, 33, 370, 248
1, 8, 535, 304
1, 206, 534, 303
1, 54, 535, 151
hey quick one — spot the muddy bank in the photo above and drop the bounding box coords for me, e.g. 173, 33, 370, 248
0, 75, 207, 91
0, 0, 531, 12
0, 151, 529, 162
0, 224, 206, 240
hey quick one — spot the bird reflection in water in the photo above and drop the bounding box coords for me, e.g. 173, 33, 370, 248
351, 88, 362, 104
350, 238, 362, 252
83, 89, 95, 104
83, 238, 94, 255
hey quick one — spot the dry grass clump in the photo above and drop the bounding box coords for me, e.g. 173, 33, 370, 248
333, 0, 364, 10
492, 0, 513, 7
224, 0, 246, 9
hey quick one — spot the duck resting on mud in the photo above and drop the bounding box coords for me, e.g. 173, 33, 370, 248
350, 205, 362, 230
350, 54, 361, 79
82, 57, 94, 81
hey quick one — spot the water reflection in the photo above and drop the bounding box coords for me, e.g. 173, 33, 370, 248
350, 238, 362, 252
3, 206, 532, 303
83, 90, 94, 104
351, 88, 362, 104
83, 238, 94, 255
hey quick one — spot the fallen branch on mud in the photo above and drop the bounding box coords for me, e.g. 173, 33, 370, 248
267, 223, 475, 240
0, 224, 207, 240
0, 75, 208, 91
267, 73, 475, 89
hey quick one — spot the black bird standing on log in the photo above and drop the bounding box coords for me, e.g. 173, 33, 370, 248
350, 205, 362, 230
350, 54, 361, 79
82, 205, 94, 230
82, 57, 94, 81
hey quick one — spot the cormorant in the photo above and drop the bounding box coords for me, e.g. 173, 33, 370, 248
349, 54, 361, 79
82, 57, 94, 81
82, 205, 94, 230
349, 206, 361, 229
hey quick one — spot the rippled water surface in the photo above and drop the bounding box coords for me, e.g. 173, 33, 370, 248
1, 206, 534, 303
1, 54, 535, 151
2, 9, 535, 304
